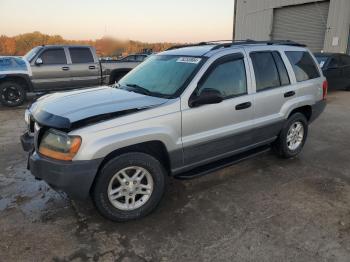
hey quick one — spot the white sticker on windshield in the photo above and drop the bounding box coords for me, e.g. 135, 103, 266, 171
319, 61, 325, 68
176, 57, 202, 64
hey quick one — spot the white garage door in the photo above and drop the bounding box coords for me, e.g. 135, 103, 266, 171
272, 1, 329, 52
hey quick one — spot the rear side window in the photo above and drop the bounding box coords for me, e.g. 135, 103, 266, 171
341, 55, 350, 66
122, 55, 136, 62
40, 49, 67, 64
250, 52, 280, 91
136, 55, 147, 62
285, 51, 320, 82
272, 52, 290, 86
69, 48, 94, 63
198, 57, 247, 98
328, 57, 340, 68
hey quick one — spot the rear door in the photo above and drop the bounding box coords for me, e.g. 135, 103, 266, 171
68, 47, 101, 88
248, 49, 295, 143
31, 47, 71, 91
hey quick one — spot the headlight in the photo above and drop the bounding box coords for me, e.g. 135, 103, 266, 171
39, 129, 81, 161
24, 109, 30, 125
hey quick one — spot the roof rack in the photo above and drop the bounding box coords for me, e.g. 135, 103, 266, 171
166, 39, 306, 51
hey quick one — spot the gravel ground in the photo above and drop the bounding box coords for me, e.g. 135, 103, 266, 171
0, 91, 349, 262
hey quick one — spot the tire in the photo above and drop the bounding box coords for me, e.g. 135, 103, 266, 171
0, 81, 26, 107
273, 113, 308, 158
92, 152, 166, 222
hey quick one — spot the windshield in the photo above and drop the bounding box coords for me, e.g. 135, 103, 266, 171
118, 55, 203, 98
24, 46, 42, 62
315, 55, 329, 68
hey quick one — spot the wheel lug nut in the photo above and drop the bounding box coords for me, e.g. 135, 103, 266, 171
125, 182, 129, 185
133, 181, 137, 185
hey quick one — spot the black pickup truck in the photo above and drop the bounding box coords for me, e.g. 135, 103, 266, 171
0, 45, 149, 106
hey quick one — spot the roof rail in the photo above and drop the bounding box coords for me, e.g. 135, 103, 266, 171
166, 39, 306, 51
211, 40, 306, 50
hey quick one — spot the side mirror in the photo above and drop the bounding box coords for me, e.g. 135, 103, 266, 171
35, 58, 43, 65
189, 88, 223, 107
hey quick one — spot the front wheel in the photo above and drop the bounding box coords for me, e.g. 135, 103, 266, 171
273, 113, 308, 158
92, 152, 166, 222
0, 81, 26, 107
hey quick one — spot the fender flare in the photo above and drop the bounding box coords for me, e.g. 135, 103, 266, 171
0, 73, 34, 92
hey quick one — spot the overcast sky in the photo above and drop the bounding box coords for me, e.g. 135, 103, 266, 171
0, 0, 235, 43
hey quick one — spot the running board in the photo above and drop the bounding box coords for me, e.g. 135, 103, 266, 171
174, 145, 271, 180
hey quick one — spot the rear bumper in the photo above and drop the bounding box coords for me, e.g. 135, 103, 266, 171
310, 100, 326, 123
28, 151, 102, 199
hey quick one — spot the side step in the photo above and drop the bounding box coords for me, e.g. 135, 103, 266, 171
174, 145, 271, 180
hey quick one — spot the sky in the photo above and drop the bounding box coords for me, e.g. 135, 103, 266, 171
0, 0, 235, 43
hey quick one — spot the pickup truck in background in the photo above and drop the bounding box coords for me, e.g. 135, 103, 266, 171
0, 45, 149, 107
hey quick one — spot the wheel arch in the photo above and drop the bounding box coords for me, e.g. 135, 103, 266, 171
288, 105, 312, 121
0, 74, 33, 92
90, 140, 172, 195
108, 69, 131, 84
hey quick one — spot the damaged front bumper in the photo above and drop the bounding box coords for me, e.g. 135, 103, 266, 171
20, 131, 102, 199
20, 131, 34, 152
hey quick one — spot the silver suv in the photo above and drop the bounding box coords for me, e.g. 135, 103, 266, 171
21, 40, 327, 221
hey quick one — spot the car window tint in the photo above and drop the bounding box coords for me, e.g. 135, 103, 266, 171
124, 55, 136, 62
199, 58, 247, 98
328, 57, 340, 68
40, 49, 67, 64
250, 52, 280, 91
69, 48, 94, 63
272, 51, 290, 86
341, 55, 350, 66
136, 55, 146, 62
285, 51, 320, 82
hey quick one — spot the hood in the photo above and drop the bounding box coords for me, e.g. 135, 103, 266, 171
30, 86, 168, 130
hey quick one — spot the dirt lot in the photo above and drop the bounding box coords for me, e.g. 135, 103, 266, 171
0, 91, 350, 262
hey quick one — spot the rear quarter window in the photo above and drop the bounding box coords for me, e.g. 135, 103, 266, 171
285, 51, 320, 82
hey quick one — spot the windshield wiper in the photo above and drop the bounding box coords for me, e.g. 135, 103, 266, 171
125, 84, 153, 96
121, 83, 172, 99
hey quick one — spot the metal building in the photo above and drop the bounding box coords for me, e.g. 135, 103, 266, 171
234, 0, 350, 54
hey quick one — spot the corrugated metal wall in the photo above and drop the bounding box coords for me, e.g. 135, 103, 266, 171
235, 0, 350, 53
271, 1, 329, 52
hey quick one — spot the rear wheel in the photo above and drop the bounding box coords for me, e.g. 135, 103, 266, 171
92, 152, 166, 221
273, 113, 308, 158
0, 81, 26, 107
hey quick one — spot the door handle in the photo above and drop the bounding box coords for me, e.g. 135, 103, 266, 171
89, 65, 96, 70
62, 66, 70, 71
284, 91, 295, 98
235, 102, 251, 110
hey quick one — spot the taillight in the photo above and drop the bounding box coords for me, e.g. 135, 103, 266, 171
322, 80, 328, 100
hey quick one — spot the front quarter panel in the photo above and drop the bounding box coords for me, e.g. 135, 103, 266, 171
69, 99, 182, 167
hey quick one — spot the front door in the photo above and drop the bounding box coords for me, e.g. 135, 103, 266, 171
31, 48, 71, 91
181, 53, 254, 166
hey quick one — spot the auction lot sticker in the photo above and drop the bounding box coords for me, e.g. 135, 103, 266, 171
176, 57, 202, 64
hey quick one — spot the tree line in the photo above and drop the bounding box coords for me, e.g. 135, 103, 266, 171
0, 31, 179, 57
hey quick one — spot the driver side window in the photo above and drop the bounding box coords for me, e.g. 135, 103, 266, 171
198, 57, 247, 99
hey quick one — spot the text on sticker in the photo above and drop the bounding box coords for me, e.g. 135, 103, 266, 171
176, 57, 202, 64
